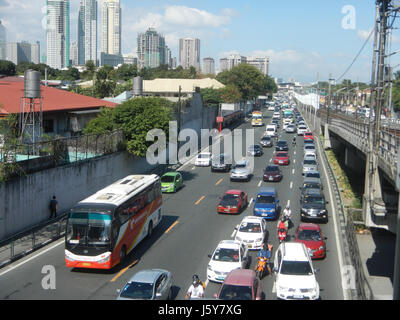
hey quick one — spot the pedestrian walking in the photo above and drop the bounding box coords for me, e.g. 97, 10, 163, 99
49, 196, 58, 219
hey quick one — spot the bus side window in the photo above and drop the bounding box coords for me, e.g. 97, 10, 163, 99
118, 206, 130, 224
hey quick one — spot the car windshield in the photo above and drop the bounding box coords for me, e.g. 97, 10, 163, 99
305, 146, 315, 150
265, 166, 278, 173
239, 222, 262, 233
256, 195, 275, 204
161, 175, 175, 183
267, 128, 275, 132
304, 140, 314, 144
262, 137, 270, 141
234, 163, 247, 169
198, 154, 210, 159
276, 153, 287, 158
120, 281, 154, 300
304, 160, 317, 165
280, 261, 313, 275
304, 196, 324, 205
219, 284, 253, 300
306, 172, 320, 178
221, 194, 240, 206
277, 141, 287, 146
303, 183, 320, 190
213, 248, 240, 262
298, 230, 322, 241
66, 212, 112, 246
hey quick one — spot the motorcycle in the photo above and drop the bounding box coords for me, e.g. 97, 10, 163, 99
278, 227, 287, 243
255, 256, 268, 279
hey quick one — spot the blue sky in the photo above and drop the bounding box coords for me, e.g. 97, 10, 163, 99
1, 0, 400, 83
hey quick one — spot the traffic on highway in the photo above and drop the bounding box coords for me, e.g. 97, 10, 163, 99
0, 93, 345, 301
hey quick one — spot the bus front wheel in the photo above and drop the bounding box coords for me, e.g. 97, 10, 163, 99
147, 221, 153, 239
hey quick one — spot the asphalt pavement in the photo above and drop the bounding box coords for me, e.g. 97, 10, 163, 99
0, 109, 344, 300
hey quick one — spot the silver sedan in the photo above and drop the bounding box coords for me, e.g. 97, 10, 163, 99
117, 269, 173, 300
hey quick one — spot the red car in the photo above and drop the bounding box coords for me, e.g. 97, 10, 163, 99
273, 152, 290, 166
295, 223, 327, 259
217, 190, 248, 214
304, 132, 314, 141
214, 269, 261, 300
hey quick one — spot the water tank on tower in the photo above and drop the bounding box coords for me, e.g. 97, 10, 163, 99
133, 76, 143, 96
24, 69, 41, 98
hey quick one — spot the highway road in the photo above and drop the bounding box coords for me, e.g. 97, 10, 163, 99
0, 108, 344, 300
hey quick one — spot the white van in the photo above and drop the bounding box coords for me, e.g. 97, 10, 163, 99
265, 124, 277, 137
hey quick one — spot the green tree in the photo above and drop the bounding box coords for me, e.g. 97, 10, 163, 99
216, 64, 265, 101
200, 88, 222, 107
0, 60, 16, 76
83, 97, 173, 157
82, 108, 115, 135
60, 67, 80, 81
264, 75, 278, 96
94, 66, 116, 98
115, 64, 138, 81
220, 84, 242, 103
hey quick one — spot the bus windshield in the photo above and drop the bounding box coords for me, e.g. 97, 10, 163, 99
66, 212, 112, 246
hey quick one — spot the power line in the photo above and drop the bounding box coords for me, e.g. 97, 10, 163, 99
335, 28, 374, 83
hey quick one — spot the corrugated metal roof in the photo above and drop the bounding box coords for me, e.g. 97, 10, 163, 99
0, 76, 117, 116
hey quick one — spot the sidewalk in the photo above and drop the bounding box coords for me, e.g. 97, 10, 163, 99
356, 228, 395, 300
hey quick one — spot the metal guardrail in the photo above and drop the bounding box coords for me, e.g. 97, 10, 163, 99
0, 213, 68, 269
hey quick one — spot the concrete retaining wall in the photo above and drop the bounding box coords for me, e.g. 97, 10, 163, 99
0, 93, 218, 241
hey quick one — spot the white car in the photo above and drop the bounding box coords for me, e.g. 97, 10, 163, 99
268, 106, 275, 111
230, 159, 253, 181
235, 216, 267, 250
274, 242, 320, 300
207, 240, 249, 283
297, 125, 307, 136
265, 124, 277, 137
304, 152, 317, 161
273, 112, 281, 119
194, 152, 213, 167
285, 124, 296, 133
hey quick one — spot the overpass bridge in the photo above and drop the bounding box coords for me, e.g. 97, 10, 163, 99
294, 94, 399, 233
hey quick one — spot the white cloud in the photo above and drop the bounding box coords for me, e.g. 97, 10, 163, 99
164, 6, 231, 28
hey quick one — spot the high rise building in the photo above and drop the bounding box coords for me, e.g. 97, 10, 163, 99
219, 54, 247, 73
137, 28, 168, 69
102, 0, 121, 55
246, 57, 269, 76
46, 0, 70, 69
31, 41, 40, 64
179, 38, 200, 71
202, 57, 215, 75
78, 0, 97, 65
7, 42, 31, 65
0, 20, 6, 60
70, 41, 79, 66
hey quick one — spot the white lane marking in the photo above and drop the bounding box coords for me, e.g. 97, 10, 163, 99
293, 159, 296, 164
231, 225, 239, 238
258, 180, 262, 187
292, 169, 295, 175
249, 198, 254, 205
286, 199, 291, 208
290, 181, 293, 189
272, 281, 276, 293
205, 279, 209, 288
0, 239, 64, 277
191, 166, 196, 170
269, 158, 272, 163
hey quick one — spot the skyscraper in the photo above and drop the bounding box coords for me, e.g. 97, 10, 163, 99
78, 0, 97, 65
0, 20, 6, 60
246, 57, 269, 76
46, 0, 70, 69
137, 28, 168, 69
70, 41, 79, 66
202, 57, 215, 75
179, 38, 200, 71
102, 0, 121, 55
7, 42, 31, 65
31, 42, 40, 64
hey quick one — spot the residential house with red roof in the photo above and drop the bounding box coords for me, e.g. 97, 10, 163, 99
0, 76, 117, 138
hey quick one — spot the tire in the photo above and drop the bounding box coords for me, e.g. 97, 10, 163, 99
147, 221, 153, 239
120, 246, 127, 265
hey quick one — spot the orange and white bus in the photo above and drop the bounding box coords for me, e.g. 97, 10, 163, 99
65, 175, 162, 269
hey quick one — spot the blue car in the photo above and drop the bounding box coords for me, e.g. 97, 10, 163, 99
253, 187, 280, 220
